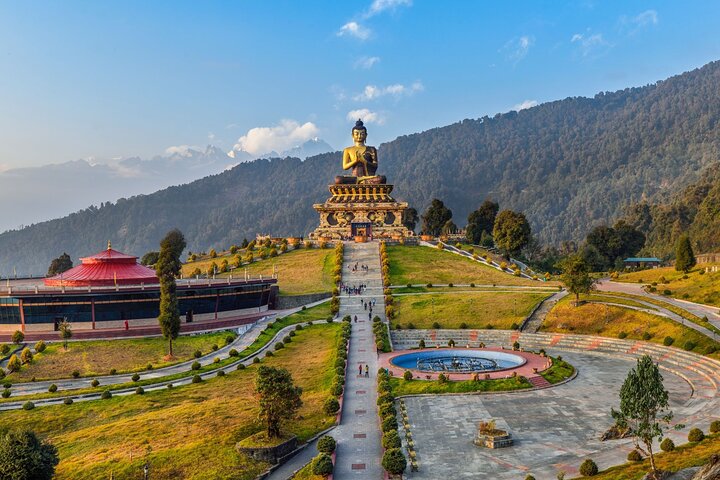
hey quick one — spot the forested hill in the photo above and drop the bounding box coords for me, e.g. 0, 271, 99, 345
2, 60, 720, 274
625, 162, 720, 258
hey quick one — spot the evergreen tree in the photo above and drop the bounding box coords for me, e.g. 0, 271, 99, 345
401, 207, 419, 232
492, 210, 531, 257
421, 199, 452, 236
47, 253, 72, 276
0, 429, 58, 480
611, 355, 674, 478
674, 235, 696, 272
58, 319, 72, 351
140, 251, 160, 266
466, 200, 499, 244
156, 229, 186, 357
255, 366, 303, 438
560, 255, 596, 306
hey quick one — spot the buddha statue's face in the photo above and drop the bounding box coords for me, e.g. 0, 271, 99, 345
352, 128, 367, 144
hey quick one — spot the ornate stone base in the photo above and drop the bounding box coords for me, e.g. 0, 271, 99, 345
309, 184, 413, 240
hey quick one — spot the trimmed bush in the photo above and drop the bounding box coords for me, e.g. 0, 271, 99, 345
381, 416, 398, 432
323, 397, 340, 415
660, 438, 675, 452
683, 341, 697, 351
135, 387, 145, 395
265, 351, 274, 357
11, 330, 24, 344
642, 332, 652, 341
7, 355, 21, 373
100, 390, 112, 400
110, 369, 117, 375
627, 449, 642, 461
237, 363, 246, 370
253, 357, 260, 364
217, 370, 226, 377
191, 361, 201, 370
710, 420, 720, 433
403, 370, 413, 381
34, 340, 47, 353
132, 373, 141, 382
22, 401, 35, 410
332, 383, 343, 396
48, 384, 58, 393
379, 403, 396, 418
377, 393, 394, 405
438, 373, 449, 384
194, 350, 202, 358
382, 448, 407, 475
382, 429, 402, 449
525, 476, 536, 480
225, 334, 235, 345
228, 348, 239, 357
91, 379, 100, 387
663, 336, 674, 346
275, 342, 285, 350
20, 348, 33, 364
579, 459, 598, 476
1, 389, 9, 398
192, 375, 202, 383
618, 332, 628, 339
146, 364, 153, 370
317, 435, 337, 454
311, 453, 334, 476
688, 428, 704, 442
0, 344, 9, 356
63, 397, 73, 405
72, 370, 80, 378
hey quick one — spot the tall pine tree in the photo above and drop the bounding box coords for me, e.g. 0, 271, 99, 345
156, 229, 186, 357
674, 234, 696, 272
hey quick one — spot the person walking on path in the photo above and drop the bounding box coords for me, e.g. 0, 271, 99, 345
365, 364, 369, 377
359, 364, 363, 376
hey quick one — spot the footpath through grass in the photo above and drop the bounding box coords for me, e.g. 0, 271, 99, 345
391, 292, 550, 330
543, 297, 720, 359
615, 265, 720, 307
386, 245, 545, 287
6, 331, 233, 382
0, 323, 342, 480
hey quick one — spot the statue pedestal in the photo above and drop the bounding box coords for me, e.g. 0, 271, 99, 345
309, 184, 413, 240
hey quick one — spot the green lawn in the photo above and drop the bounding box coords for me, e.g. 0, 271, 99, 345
387, 245, 554, 287
391, 292, 550, 330
6, 331, 234, 382
182, 247, 336, 296
543, 297, 720, 358
615, 265, 720, 307
0, 323, 341, 479
389, 375, 532, 395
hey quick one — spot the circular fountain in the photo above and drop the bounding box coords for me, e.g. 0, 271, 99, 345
390, 349, 525, 374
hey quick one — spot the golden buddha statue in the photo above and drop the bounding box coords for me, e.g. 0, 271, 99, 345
335, 119, 387, 185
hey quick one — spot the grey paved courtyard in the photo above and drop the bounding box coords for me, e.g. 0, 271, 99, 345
400, 351, 702, 480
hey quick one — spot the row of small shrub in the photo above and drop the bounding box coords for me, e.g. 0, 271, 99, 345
310, 435, 336, 477
324, 320, 352, 416
380, 242, 390, 289
373, 316, 391, 353
377, 368, 407, 476
329, 242, 344, 315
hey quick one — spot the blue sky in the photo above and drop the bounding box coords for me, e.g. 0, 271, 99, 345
1, 0, 719, 168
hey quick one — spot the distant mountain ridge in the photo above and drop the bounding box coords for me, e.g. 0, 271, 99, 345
0, 140, 333, 233
2, 60, 720, 274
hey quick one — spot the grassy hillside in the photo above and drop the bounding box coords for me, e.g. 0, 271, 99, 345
1, 323, 341, 479
391, 292, 550, 330
543, 297, 720, 357
387, 245, 550, 286
182, 247, 336, 295
615, 265, 720, 306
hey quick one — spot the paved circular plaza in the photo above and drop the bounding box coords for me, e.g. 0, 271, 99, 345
398, 347, 719, 480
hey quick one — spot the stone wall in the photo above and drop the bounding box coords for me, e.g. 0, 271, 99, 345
236, 435, 298, 464
274, 293, 331, 310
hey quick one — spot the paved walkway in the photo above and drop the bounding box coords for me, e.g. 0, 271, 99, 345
333, 241, 385, 479
1, 299, 329, 398
521, 290, 568, 332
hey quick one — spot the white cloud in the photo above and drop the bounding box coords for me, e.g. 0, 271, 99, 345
354, 56, 381, 69
513, 100, 538, 111
231, 119, 320, 156
366, 0, 412, 18
619, 10, 658, 34
208, 132, 216, 141
337, 21, 371, 40
346, 109, 385, 125
164, 145, 199, 158
633, 10, 658, 26
353, 81, 423, 101
502, 35, 534, 63
571, 32, 609, 57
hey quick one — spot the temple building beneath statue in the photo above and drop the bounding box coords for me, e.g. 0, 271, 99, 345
310, 183, 413, 240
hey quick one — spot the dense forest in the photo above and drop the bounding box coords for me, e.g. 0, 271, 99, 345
625, 162, 720, 259
2, 60, 720, 274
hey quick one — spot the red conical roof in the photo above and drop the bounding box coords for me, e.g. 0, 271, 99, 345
44, 244, 158, 287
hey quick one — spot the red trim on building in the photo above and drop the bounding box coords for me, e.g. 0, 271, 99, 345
18, 299, 25, 332
44, 247, 158, 287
